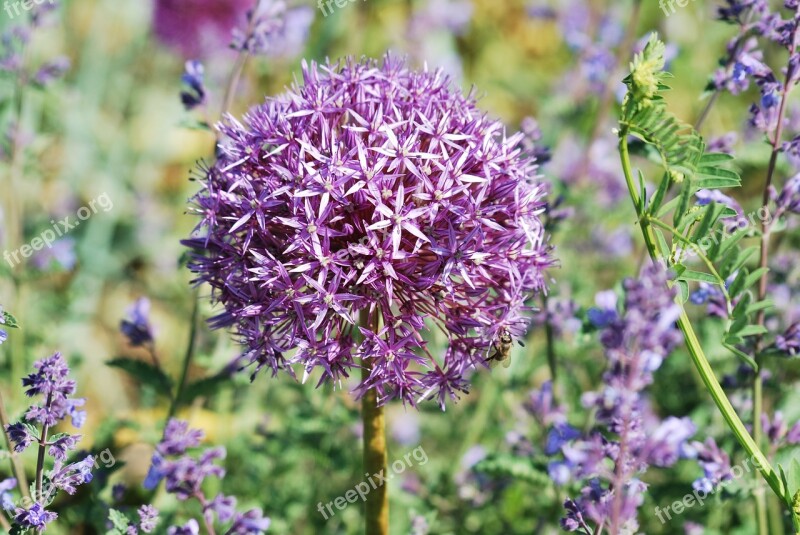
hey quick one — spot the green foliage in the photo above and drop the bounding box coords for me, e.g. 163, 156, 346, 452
619, 34, 767, 370
473, 454, 551, 486
106, 357, 174, 399
105, 509, 132, 535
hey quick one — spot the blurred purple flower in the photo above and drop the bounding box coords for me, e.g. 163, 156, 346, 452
31, 237, 77, 271
184, 55, 552, 408
0, 478, 16, 511
691, 438, 732, 493
231, 0, 313, 58
180, 60, 207, 111
168, 519, 200, 535
138, 504, 160, 533
153, 0, 251, 58
120, 298, 154, 347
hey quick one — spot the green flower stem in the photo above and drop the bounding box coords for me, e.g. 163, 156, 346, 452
618, 133, 788, 505
359, 308, 388, 535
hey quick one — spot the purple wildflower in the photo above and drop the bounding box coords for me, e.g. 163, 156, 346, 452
227, 508, 271, 534
0, 478, 16, 511
525, 381, 566, 426
120, 298, 155, 347
50, 455, 95, 495
231, 0, 313, 58
48, 434, 81, 461
146, 419, 270, 533
6, 422, 33, 453
181, 60, 207, 111
167, 519, 200, 535
184, 55, 552, 408
562, 264, 689, 533
774, 321, 800, 355
691, 438, 732, 493
138, 504, 160, 533
14, 502, 58, 531
31, 56, 70, 87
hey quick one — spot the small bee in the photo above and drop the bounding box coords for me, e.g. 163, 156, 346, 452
486, 328, 523, 369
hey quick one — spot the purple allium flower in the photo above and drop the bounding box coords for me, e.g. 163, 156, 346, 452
138, 504, 160, 533
184, 55, 552, 408
0, 478, 16, 511
152, 0, 251, 58
167, 519, 200, 535
231, 0, 313, 58
14, 502, 58, 531
120, 298, 155, 347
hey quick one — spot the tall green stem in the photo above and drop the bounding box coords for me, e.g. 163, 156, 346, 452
618, 134, 787, 506
360, 309, 388, 535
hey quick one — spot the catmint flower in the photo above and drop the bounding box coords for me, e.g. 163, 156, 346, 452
184, 55, 552, 408
545, 423, 581, 456
48, 434, 81, 461
586, 290, 618, 329
6, 422, 32, 452
774, 321, 800, 355
691, 438, 732, 493
772, 174, 800, 217
532, 297, 580, 336
525, 381, 566, 426
228, 509, 271, 534
137, 504, 160, 533
50, 455, 95, 495
180, 60, 207, 111
562, 264, 691, 533
0, 478, 16, 511
120, 298, 154, 347
167, 519, 200, 535
707, 132, 739, 154
32, 56, 70, 87
146, 419, 270, 533
14, 502, 58, 531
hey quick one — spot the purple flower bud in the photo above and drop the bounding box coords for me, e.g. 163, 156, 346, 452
137, 504, 160, 533
0, 478, 17, 511
120, 298, 154, 347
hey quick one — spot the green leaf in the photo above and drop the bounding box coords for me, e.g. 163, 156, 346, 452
743, 267, 769, 293
691, 202, 722, 243
673, 179, 694, 229
676, 280, 690, 304
723, 342, 758, 369
656, 196, 682, 219
694, 177, 741, 189
649, 172, 671, 214
678, 270, 718, 284
699, 152, 735, 165
727, 268, 748, 299
106, 358, 174, 399
2, 311, 19, 329
107, 509, 131, 532
734, 325, 769, 338
655, 228, 671, 260
746, 298, 774, 315
474, 454, 551, 486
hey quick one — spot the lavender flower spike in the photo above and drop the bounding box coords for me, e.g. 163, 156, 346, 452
184, 54, 553, 408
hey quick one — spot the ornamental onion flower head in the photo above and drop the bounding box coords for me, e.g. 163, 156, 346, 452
184, 55, 553, 408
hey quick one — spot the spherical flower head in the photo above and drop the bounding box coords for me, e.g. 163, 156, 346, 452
184, 55, 552, 408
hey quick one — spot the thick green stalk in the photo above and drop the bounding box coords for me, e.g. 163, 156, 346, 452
360, 309, 388, 535
618, 134, 787, 504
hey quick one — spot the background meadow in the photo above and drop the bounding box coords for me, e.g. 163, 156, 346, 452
2, 0, 800, 533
